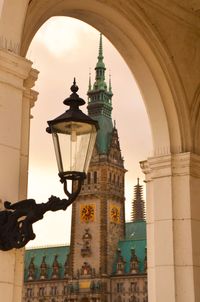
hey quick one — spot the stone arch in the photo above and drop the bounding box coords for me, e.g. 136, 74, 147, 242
191, 83, 200, 153
1, 2, 200, 302
19, 0, 191, 155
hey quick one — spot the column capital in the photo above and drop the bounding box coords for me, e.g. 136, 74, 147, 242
23, 67, 39, 110
0, 49, 39, 91
24, 67, 39, 90
140, 152, 200, 180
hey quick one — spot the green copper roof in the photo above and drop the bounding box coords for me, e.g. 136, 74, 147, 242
93, 115, 113, 154
24, 245, 70, 281
112, 221, 147, 274
87, 33, 113, 154
125, 220, 146, 240
24, 221, 146, 280
113, 238, 146, 274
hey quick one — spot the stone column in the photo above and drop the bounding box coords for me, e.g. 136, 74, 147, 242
140, 153, 200, 302
0, 49, 38, 302
19, 68, 38, 200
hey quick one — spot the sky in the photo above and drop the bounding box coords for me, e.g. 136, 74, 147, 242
26, 17, 152, 247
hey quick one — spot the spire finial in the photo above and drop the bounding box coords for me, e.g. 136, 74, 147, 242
71, 77, 78, 93
109, 72, 112, 93
63, 79, 85, 107
98, 33, 103, 60
137, 178, 139, 185
88, 68, 92, 91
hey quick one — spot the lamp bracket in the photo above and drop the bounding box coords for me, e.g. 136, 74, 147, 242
0, 177, 84, 251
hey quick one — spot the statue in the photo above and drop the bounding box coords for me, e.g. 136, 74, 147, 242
0, 195, 73, 251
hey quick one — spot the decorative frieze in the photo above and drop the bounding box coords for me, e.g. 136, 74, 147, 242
140, 152, 200, 180
0, 49, 33, 89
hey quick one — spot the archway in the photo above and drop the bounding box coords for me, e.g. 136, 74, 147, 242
1, 1, 199, 302
21, 0, 190, 154
20, 4, 184, 302
21, 2, 193, 302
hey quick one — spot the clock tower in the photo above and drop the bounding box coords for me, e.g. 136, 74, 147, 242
69, 34, 126, 278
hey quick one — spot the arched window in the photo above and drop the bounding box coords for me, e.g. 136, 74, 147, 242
109, 172, 112, 183
94, 171, 97, 183
27, 288, 33, 297
38, 287, 45, 296
116, 282, 123, 293
51, 286, 57, 296
87, 172, 91, 184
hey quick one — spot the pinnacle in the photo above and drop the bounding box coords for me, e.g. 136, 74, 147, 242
131, 178, 146, 221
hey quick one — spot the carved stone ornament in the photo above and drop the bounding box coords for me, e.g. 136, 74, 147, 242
40, 256, 48, 280
27, 256, 35, 281
51, 255, 60, 279
80, 262, 92, 276
116, 248, 126, 274
81, 228, 92, 257
130, 248, 139, 274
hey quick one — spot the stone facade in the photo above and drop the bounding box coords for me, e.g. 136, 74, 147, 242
23, 273, 147, 302
23, 219, 147, 302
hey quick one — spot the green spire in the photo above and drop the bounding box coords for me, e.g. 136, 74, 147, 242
88, 69, 92, 92
87, 33, 113, 154
98, 33, 103, 59
96, 33, 105, 70
109, 73, 112, 95
94, 33, 106, 87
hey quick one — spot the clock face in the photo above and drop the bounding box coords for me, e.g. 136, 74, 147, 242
80, 204, 95, 223
110, 204, 120, 223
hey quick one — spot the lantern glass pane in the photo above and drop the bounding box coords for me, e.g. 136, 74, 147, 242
51, 122, 97, 174
52, 133, 63, 172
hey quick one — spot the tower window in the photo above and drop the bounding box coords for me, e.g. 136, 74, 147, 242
131, 282, 137, 292
116, 282, 123, 293
87, 172, 91, 184
63, 285, 68, 295
117, 262, 123, 270
94, 171, 97, 183
51, 286, 57, 296
38, 287, 45, 296
27, 288, 33, 297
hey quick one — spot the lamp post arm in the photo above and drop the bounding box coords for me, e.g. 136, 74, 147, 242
63, 177, 83, 206
0, 189, 81, 251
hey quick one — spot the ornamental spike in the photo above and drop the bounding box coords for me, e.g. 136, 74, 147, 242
109, 72, 112, 93
98, 33, 103, 60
